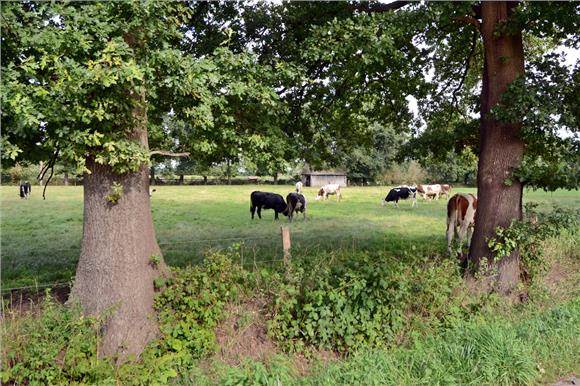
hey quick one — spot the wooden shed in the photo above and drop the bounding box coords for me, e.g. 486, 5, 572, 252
301, 171, 347, 187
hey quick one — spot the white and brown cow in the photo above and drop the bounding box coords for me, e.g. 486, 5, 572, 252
315, 184, 342, 202
446, 193, 477, 255
417, 184, 442, 200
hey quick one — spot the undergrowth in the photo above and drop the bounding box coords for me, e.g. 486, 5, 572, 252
268, 254, 471, 353
2, 221, 578, 385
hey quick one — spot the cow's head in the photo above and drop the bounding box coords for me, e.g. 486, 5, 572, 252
315, 188, 324, 200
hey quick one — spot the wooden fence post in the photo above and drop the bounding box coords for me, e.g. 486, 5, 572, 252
281, 226, 291, 265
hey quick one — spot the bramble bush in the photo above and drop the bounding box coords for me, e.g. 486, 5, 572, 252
268, 252, 470, 353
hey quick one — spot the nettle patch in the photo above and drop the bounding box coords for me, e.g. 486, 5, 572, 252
268, 253, 470, 353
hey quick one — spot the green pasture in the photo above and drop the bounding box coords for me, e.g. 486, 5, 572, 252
1, 185, 579, 289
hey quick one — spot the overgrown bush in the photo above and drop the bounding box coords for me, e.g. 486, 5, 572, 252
268, 253, 469, 353
151, 252, 248, 368
1, 294, 116, 384
1, 253, 249, 385
488, 204, 579, 283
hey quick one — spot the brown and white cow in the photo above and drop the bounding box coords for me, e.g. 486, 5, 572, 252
446, 193, 477, 255
315, 184, 342, 202
417, 184, 442, 200
418, 184, 452, 200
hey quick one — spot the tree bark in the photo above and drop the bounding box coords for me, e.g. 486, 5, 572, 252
63, 171, 69, 186
70, 88, 167, 359
273, 171, 278, 185
203, 175, 208, 185
469, 2, 525, 294
178, 174, 184, 185
226, 159, 232, 185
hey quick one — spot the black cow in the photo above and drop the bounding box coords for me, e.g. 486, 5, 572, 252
250, 191, 288, 220
382, 186, 417, 208
19, 181, 30, 199
286, 192, 307, 222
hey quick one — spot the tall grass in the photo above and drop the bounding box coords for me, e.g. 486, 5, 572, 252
207, 299, 579, 385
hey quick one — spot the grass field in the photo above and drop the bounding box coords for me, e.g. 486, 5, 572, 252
1, 185, 579, 289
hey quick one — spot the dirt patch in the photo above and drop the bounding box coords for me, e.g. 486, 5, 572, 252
544, 259, 577, 298
212, 298, 339, 375
214, 298, 277, 366
1, 285, 70, 316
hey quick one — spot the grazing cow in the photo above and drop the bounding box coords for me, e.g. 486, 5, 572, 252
250, 191, 288, 220
446, 193, 477, 255
286, 192, 307, 222
19, 182, 30, 199
315, 184, 342, 201
295, 181, 303, 194
382, 186, 417, 208
417, 184, 443, 200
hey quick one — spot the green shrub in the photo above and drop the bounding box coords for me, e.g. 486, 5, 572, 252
268, 252, 468, 352
488, 204, 579, 283
1, 253, 249, 385
151, 252, 248, 368
1, 293, 116, 385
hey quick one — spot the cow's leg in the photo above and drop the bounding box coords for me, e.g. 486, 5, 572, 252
458, 220, 469, 254
466, 225, 474, 249
447, 216, 455, 255
257, 207, 262, 219
250, 204, 256, 220
412, 196, 417, 208
395, 199, 399, 208
274, 211, 279, 220
287, 202, 294, 222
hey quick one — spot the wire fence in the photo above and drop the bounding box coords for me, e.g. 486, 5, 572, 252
1, 230, 306, 294
1, 228, 419, 295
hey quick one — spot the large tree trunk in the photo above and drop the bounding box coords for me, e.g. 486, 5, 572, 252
226, 159, 232, 185
273, 171, 278, 185
178, 174, 184, 185
70, 89, 166, 359
63, 171, 69, 186
469, 2, 525, 294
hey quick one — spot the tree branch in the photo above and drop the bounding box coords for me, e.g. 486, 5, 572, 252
453, 16, 481, 31
349, 1, 410, 13
452, 29, 478, 107
149, 150, 190, 157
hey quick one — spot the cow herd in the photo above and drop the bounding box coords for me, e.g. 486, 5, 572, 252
251, 182, 478, 254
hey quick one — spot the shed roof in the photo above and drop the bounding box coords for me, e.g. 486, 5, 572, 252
301, 171, 347, 176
